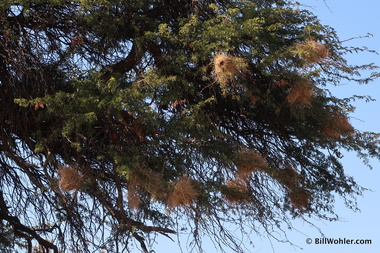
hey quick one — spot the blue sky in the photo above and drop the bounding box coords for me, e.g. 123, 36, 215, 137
248, 1, 380, 252
289, 1, 380, 252
155, 1, 380, 253
257, 1, 380, 252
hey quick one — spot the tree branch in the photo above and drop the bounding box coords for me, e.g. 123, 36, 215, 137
0, 191, 58, 253
101, 42, 144, 80
133, 232, 149, 253
92, 183, 175, 234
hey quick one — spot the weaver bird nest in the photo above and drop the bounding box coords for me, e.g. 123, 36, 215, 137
295, 39, 329, 64
58, 166, 84, 192
213, 53, 248, 86
167, 176, 199, 208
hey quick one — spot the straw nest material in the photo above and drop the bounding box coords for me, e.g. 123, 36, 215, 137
322, 113, 354, 139
213, 53, 248, 85
223, 179, 249, 204
58, 166, 84, 192
235, 150, 267, 179
286, 81, 314, 105
167, 176, 199, 208
295, 39, 329, 64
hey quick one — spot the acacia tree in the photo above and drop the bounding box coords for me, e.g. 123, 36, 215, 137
0, 0, 379, 252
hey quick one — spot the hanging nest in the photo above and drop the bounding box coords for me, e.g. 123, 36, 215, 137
288, 189, 311, 210
295, 39, 329, 65
127, 177, 141, 210
286, 81, 314, 105
223, 179, 249, 205
58, 166, 84, 192
213, 53, 248, 89
126, 167, 167, 210
273, 165, 300, 189
322, 113, 354, 139
167, 176, 199, 208
235, 149, 267, 179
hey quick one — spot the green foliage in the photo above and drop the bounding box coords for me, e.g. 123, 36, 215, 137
1, 0, 379, 252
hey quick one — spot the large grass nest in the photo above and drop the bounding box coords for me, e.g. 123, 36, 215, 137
213, 53, 248, 86
58, 166, 84, 192
167, 176, 199, 208
223, 179, 249, 205
322, 113, 354, 139
295, 39, 329, 64
286, 81, 314, 105
126, 167, 167, 210
235, 149, 268, 179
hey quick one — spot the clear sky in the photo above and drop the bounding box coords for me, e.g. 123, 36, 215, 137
250, 1, 380, 252
284, 1, 380, 252
155, 1, 380, 252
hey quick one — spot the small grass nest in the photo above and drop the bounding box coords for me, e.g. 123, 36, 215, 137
288, 189, 310, 210
127, 178, 141, 210
58, 166, 84, 192
126, 167, 167, 210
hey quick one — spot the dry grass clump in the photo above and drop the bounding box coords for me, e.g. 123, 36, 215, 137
274, 166, 300, 189
323, 113, 354, 139
167, 176, 199, 208
224, 179, 249, 204
235, 150, 267, 179
134, 168, 166, 199
127, 178, 141, 210
295, 39, 329, 65
126, 168, 167, 210
213, 53, 248, 87
288, 189, 310, 210
286, 82, 313, 105
59, 166, 83, 192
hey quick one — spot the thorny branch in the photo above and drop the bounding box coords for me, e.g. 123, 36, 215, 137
0, 191, 58, 253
